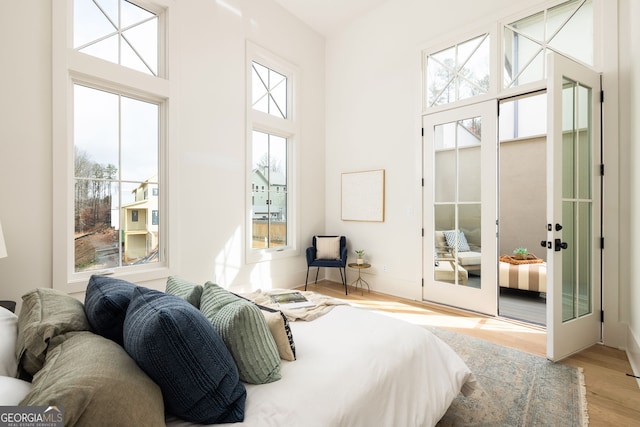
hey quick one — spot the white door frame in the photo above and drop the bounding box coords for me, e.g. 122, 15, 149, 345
422, 100, 498, 316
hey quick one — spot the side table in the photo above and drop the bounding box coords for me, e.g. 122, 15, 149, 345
348, 263, 371, 295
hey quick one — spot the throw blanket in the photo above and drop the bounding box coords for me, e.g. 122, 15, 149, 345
242, 290, 347, 321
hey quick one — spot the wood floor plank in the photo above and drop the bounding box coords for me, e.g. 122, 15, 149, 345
301, 281, 640, 426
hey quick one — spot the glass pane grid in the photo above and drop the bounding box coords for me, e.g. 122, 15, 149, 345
74, 84, 159, 272
503, 0, 593, 89
426, 34, 490, 108
251, 61, 288, 119
74, 0, 158, 76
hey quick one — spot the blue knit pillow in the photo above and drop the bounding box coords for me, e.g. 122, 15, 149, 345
123, 287, 245, 424
84, 275, 136, 346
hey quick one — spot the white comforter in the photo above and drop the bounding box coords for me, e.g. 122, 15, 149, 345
168, 305, 475, 427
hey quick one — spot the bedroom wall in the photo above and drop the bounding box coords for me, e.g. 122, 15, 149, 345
0, 0, 325, 309
619, 0, 640, 380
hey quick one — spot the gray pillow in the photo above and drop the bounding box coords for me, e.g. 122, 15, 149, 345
21, 331, 165, 427
16, 288, 91, 379
200, 282, 281, 384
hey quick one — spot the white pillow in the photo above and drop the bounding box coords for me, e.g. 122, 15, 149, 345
0, 376, 32, 405
315, 236, 341, 260
0, 307, 18, 377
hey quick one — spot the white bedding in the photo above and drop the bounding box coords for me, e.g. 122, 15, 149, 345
168, 305, 475, 427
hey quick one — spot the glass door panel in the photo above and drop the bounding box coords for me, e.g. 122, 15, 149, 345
546, 53, 601, 361
423, 101, 497, 315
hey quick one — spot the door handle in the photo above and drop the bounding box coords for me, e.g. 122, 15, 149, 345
541, 240, 552, 249
554, 238, 568, 251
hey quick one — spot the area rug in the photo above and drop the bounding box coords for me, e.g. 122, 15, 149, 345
429, 327, 588, 426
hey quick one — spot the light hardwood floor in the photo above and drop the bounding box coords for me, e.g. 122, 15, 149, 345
300, 280, 640, 427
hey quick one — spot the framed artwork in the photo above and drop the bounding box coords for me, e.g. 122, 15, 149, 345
341, 169, 385, 222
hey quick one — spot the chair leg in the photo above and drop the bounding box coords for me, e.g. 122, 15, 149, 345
339, 268, 347, 295
314, 267, 320, 285
305, 267, 310, 291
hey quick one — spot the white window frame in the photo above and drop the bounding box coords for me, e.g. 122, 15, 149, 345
52, 0, 177, 293
245, 41, 299, 264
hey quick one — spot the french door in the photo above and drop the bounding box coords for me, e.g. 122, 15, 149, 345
545, 53, 602, 361
422, 101, 498, 315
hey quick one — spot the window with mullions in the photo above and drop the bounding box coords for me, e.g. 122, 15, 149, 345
74, 84, 160, 271
425, 34, 490, 108
74, 0, 159, 76
503, 0, 593, 88
247, 46, 295, 259
252, 61, 288, 119
251, 131, 288, 249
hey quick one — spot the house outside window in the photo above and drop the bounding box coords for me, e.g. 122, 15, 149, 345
246, 43, 298, 261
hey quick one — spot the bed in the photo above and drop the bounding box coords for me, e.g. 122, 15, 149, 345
2, 281, 475, 427
168, 304, 475, 427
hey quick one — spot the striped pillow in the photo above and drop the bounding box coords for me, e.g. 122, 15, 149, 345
200, 282, 281, 384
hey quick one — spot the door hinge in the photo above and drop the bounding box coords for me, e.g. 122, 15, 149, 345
601, 237, 605, 249
422, 278, 424, 287
601, 310, 604, 323
600, 164, 605, 176
421, 127, 424, 137
421, 178, 424, 187
600, 90, 604, 103
421, 228, 424, 237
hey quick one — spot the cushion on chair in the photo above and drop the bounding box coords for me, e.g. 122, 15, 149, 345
315, 236, 341, 259
442, 230, 471, 252
457, 251, 481, 266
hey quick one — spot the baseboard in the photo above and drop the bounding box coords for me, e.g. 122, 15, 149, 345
626, 326, 640, 389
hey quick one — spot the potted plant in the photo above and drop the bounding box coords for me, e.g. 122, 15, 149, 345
513, 247, 528, 260
354, 249, 365, 265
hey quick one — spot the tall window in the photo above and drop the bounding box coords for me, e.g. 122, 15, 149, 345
54, 0, 169, 289
74, 84, 160, 271
247, 44, 297, 259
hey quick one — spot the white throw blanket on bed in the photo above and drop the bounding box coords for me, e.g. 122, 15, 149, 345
242, 289, 348, 321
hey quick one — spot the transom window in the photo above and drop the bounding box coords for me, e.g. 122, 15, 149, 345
503, 0, 593, 88
425, 34, 490, 107
251, 61, 288, 119
74, 0, 159, 76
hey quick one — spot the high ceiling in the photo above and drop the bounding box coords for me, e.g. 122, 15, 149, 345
271, 0, 390, 36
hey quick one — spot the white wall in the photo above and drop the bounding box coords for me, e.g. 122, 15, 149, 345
620, 0, 640, 379
0, 0, 325, 308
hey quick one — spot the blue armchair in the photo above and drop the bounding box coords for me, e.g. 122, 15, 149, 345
305, 236, 348, 295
